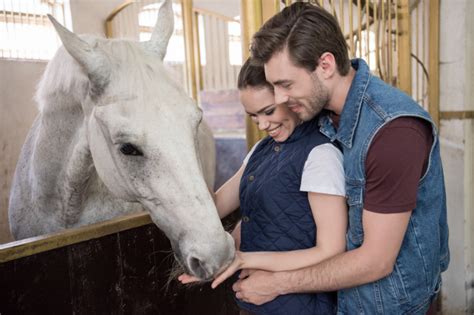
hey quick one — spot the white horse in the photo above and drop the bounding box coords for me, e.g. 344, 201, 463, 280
8, 0, 234, 280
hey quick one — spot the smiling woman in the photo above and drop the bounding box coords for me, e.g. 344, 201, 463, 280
240, 86, 301, 142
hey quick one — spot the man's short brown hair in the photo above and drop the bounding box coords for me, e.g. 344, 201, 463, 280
251, 2, 350, 75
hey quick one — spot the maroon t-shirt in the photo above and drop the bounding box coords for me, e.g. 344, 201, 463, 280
363, 117, 433, 213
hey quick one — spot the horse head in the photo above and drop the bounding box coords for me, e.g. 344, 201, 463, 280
47, 0, 234, 280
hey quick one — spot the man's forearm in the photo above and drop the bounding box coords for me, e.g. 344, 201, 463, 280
277, 247, 390, 294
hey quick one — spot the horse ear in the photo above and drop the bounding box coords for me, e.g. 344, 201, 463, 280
145, 0, 174, 60
47, 14, 110, 96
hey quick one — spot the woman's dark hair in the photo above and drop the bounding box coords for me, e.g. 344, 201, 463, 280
251, 2, 350, 75
237, 58, 273, 91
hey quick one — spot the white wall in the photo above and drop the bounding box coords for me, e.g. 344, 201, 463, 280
69, 0, 123, 35
0, 60, 45, 243
440, 0, 474, 313
0, 0, 123, 244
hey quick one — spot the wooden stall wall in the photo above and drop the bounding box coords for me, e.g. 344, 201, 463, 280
0, 222, 239, 314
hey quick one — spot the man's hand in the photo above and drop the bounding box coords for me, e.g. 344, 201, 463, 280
232, 269, 280, 305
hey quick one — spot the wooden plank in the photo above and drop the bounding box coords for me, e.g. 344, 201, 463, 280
0, 211, 152, 263
0, 246, 72, 313
120, 225, 174, 314
0, 220, 241, 313
68, 233, 122, 313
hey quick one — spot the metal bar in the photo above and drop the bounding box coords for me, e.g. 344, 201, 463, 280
193, 7, 237, 22
428, 0, 440, 127
349, 0, 354, 56
330, 0, 336, 19
241, 0, 267, 149
105, 1, 134, 38
397, 0, 411, 94
380, 0, 385, 81
339, 0, 344, 36
182, 0, 198, 100
415, 2, 420, 103
421, 0, 426, 107
375, 0, 380, 77
358, 0, 362, 57
193, 11, 203, 93
395, 0, 399, 87
366, 0, 370, 66
274, 0, 280, 13
388, 0, 393, 83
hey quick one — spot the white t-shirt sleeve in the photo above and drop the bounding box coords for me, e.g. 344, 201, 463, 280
243, 140, 262, 165
300, 143, 346, 196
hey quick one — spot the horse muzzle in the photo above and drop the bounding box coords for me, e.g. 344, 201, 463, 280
177, 231, 235, 281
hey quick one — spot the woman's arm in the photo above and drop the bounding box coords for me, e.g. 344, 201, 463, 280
211, 192, 347, 288
213, 164, 245, 219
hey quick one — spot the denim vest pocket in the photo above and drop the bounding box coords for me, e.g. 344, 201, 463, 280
345, 177, 365, 246
386, 262, 409, 303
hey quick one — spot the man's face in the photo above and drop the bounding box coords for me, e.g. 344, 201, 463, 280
264, 49, 329, 121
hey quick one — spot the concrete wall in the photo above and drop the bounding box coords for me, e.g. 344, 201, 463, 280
0, 60, 45, 243
0, 0, 123, 244
439, 0, 474, 313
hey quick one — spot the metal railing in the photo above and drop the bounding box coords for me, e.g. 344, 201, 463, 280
0, 0, 65, 60
105, 0, 242, 98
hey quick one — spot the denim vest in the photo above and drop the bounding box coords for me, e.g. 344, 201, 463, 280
237, 118, 337, 315
319, 59, 449, 314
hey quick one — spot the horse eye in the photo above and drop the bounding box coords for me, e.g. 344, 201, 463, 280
119, 143, 143, 156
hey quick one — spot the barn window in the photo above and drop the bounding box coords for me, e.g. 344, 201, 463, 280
0, 0, 67, 60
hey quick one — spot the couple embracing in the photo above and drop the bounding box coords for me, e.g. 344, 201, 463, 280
180, 3, 449, 315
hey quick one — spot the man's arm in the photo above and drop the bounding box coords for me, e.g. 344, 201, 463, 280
233, 209, 411, 304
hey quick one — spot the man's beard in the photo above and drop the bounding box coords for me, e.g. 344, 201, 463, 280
293, 73, 329, 122
303, 73, 330, 121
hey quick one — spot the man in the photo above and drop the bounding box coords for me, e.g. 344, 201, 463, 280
232, 2, 449, 314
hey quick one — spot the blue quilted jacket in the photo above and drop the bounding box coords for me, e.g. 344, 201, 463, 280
237, 117, 337, 315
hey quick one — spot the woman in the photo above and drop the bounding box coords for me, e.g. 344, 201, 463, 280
180, 58, 347, 315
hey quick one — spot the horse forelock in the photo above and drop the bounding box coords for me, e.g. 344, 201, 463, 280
102, 39, 184, 102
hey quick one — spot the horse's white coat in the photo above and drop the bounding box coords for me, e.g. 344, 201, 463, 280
8, 0, 234, 279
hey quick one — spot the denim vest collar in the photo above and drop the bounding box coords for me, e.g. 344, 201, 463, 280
319, 59, 370, 149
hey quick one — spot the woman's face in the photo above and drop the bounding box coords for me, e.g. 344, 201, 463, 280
240, 86, 301, 142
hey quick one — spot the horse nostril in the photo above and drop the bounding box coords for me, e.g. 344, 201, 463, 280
189, 256, 209, 280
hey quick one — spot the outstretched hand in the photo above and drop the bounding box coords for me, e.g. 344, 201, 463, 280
178, 273, 201, 284
211, 250, 244, 289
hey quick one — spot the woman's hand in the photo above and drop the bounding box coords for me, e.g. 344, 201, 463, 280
178, 273, 201, 284
211, 250, 245, 289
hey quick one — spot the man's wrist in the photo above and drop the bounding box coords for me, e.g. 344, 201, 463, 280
272, 270, 293, 295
